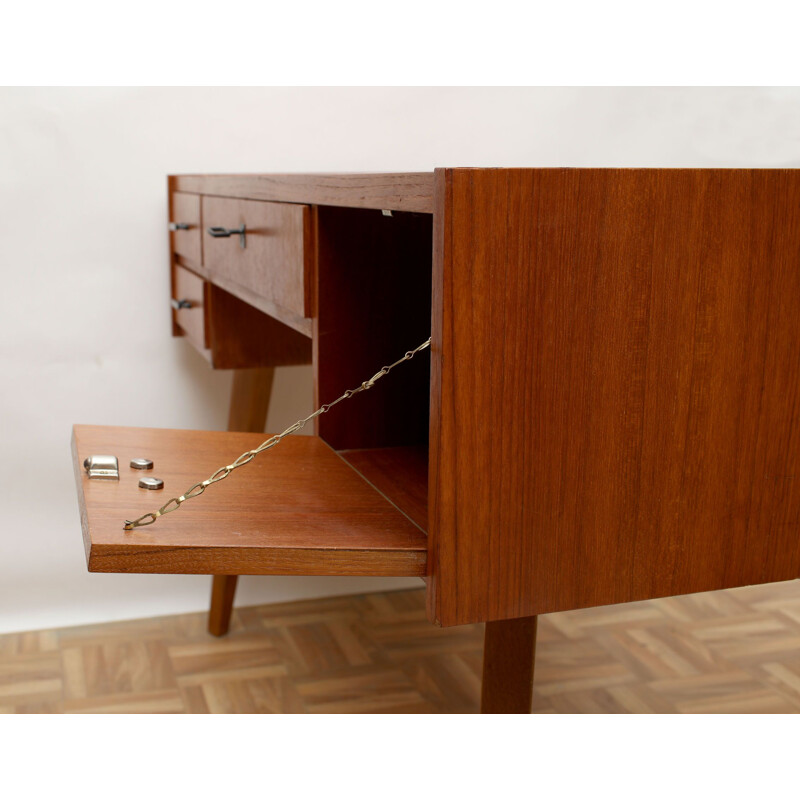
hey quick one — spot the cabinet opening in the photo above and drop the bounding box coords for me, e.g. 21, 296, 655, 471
74, 202, 433, 578
315, 206, 433, 532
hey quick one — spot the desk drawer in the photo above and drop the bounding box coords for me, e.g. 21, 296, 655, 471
172, 265, 208, 350
169, 192, 201, 264
202, 196, 311, 322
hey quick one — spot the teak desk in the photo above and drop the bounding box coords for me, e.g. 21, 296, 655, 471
73, 169, 800, 713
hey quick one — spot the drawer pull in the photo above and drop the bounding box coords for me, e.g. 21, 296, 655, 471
171, 298, 193, 310
207, 224, 246, 249
169, 222, 191, 231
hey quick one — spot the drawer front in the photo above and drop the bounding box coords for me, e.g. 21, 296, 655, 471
170, 192, 201, 264
202, 196, 310, 320
173, 265, 208, 350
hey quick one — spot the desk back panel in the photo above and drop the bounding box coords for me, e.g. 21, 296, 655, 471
429, 168, 800, 626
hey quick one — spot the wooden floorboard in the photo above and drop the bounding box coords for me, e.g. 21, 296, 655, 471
1, 581, 799, 713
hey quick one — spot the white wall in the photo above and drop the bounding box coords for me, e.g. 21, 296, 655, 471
1, 87, 799, 634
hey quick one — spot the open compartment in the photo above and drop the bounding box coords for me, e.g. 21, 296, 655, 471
73, 200, 433, 580
314, 206, 433, 532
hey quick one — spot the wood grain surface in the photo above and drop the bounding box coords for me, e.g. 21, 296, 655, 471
429, 168, 800, 626
339, 446, 428, 531
171, 276, 312, 370
173, 173, 434, 214
202, 196, 312, 321
72, 425, 427, 576
206, 284, 312, 369
175, 261, 312, 338
208, 367, 279, 637
3, 581, 799, 713
208, 574, 239, 638
226, 368, 275, 433
481, 617, 538, 713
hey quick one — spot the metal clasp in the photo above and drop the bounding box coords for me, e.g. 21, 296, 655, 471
83, 454, 119, 480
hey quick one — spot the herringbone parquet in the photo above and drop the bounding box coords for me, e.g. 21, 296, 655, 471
2, 580, 800, 713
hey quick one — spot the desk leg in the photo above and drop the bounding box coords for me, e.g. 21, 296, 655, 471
226, 367, 276, 434
480, 616, 538, 713
207, 367, 275, 637
208, 575, 239, 637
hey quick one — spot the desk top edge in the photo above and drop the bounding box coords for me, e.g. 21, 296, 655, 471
171, 169, 800, 215
170, 172, 436, 213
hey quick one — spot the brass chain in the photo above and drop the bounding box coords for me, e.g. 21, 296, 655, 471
123, 337, 432, 531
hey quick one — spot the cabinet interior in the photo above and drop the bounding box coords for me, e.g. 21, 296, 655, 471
314, 206, 433, 532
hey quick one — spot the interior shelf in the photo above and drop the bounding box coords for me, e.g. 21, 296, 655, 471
337, 446, 428, 531
72, 425, 427, 577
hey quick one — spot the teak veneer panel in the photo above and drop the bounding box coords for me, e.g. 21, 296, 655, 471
339, 446, 428, 531
172, 259, 313, 338
205, 284, 312, 370
72, 425, 427, 577
202, 196, 312, 322
172, 277, 312, 370
429, 168, 800, 627
173, 173, 434, 214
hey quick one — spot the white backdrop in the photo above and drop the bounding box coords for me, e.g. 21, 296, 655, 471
1, 87, 798, 634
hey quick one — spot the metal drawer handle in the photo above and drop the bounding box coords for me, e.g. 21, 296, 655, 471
171, 298, 193, 310
169, 222, 190, 231
207, 224, 246, 249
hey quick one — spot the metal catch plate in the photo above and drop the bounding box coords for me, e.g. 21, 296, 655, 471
83, 455, 119, 480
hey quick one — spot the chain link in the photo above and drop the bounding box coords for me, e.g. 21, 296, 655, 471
123, 337, 432, 530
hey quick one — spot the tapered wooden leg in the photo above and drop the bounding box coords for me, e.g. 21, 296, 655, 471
226, 367, 275, 432
207, 367, 275, 636
208, 575, 239, 636
480, 616, 538, 713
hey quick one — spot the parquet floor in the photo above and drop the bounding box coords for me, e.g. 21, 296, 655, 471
2, 580, 800, 713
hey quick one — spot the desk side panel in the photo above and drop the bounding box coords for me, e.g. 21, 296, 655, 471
428, 167, 800, 626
